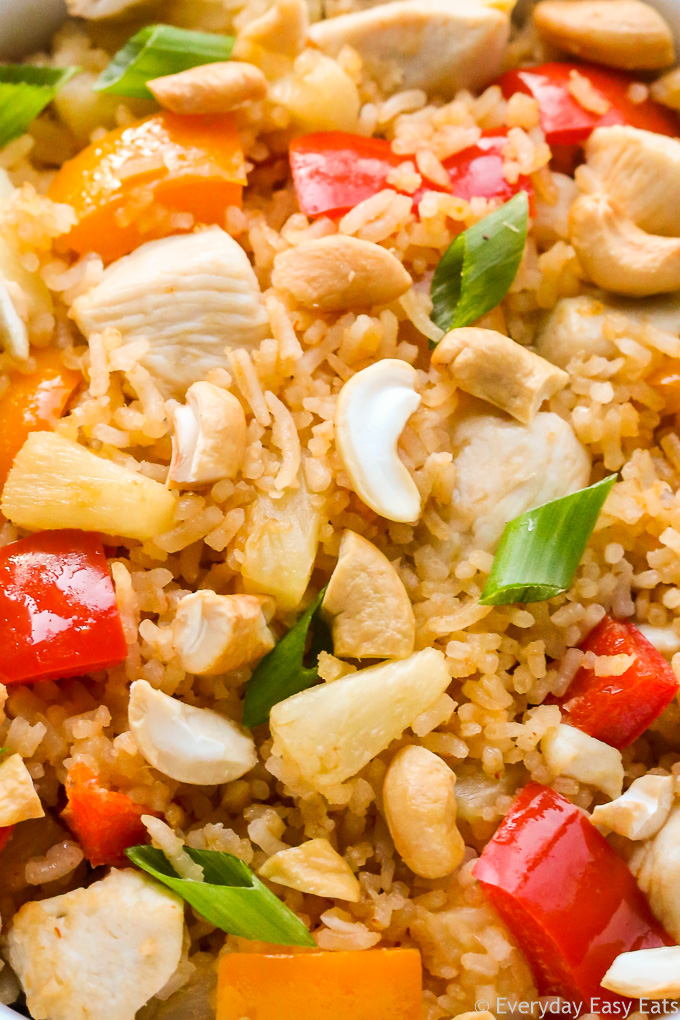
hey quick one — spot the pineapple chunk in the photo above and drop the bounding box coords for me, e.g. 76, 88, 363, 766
2, 432, 176, 541
259, 838, 361, 901
269, 648, 451, 791
242, 476, 323, 611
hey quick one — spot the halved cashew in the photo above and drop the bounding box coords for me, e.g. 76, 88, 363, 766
148, 62, 267, 115
259, 838, 361, 901
272, 236, 412, 312
383, 746, 465, 880
238, 0, 309, 57
172, 591, 276, 676
602, 945, 680, 998
569, 193, 680, 296
0, 754, 44, 827
432, 327, 568, 424
583, 126, 680, 237
334, 360, 421, 523
322, 530, 415, 659
591, 774, 674, 840
128, 680, 257, 785
169, 382, 246, 487
533, 0, 675, 70
542, 723, 623, 800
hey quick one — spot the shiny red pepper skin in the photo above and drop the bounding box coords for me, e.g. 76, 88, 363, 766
474, 783, 673, 1005
0, 826, 14, 853
557, 616, 679, 749
62, 763, 149, 868
498, 63, 680, 147
0, 529, 127, 685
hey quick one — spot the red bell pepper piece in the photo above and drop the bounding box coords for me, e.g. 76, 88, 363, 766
62, 763, 149, 867
474, 783, 673, 1006
0, 529, 127, 685
0, 826, 14, 853
441, 130, 533, 205
498, 63, 679, 148
556, 615, 679, 750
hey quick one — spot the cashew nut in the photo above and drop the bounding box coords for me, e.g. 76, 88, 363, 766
148, 62, 267, 115
259, 838, 361, 901
272, 235, 412, 312
432, 327, 568, 424
383, 745, 465, 880
0, 754, 44, 826
602, 946, 680, 999
569, 192, 680, 296
591, 773, 673, 840
172, 591, 276, 676
322, 530, 415, 659
533, 0, 675, 70
334, 360, 422, 523
169, 381, 246, 487
128, 679, 257, 785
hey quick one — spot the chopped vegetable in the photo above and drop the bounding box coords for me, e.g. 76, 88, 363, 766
48, 111, 245, 262
556, 615, 680, 749
474, 782, 673, 1004
498, 62, 680, 148
216, 948, 423, 1020
0, 348, 81, 492
62, 764, 149, 868
126, 844, 316, 947
436, 129, 534, 206
1, 432, 177, 540
242, 587, 331, 728
95, 24, 235, 100
0, 826, 14, 853
431, 191, 529, 333
479, 474, 616, 605
0, 530, 127, 686
0, 65, 78, 149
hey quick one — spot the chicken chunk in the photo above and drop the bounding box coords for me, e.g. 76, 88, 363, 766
73, 228, 269, 398
636, 804, 680, 941
6, 868, 184, 1020
591, 773, 674, 840
307, 0, 510, 98
446, 409, 591, 553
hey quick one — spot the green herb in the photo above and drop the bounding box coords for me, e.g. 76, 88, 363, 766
126, 845, 316, 946
242, 587, 331, 728
94, 24, 235, 99
431, 191, 529, 336
480, 475, 617, 606
0, 65, 78, 149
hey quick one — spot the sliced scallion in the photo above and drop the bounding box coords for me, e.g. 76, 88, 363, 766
479, 474, 617, 606
0, 65, 78, 150
94, 24, 235, 99
242, 586, 331, 728
126, 844, 316, 947
431, 191, 529, 336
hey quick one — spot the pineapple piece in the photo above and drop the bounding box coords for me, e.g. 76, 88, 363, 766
242, 476, 323, 611
2, 432, 176, 541
269, 648, 451, 791
259, 838, 361, 901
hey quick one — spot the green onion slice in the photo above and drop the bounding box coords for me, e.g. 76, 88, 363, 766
242, 586, 331, 728
94, 24, 235, 99
480, 474, 617, 606
431, 191, 529, 336
126, 845, 315, 947
0, 65, 78, 150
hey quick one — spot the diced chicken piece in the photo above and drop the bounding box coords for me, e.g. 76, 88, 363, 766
128, 679, 257, 785
238, 0, 308, 57
269, 647, 451, 792
6, 868, 184, 1020
602, 945, 680, 998
307, 0, 510, 98
73, 228, 269, 398
0, 754, 44, 827
169, 382, 247, 487
172, 591, 276, 675
637, 624, 680, 659
542, 723, 624, 800
259, 838, 361, 901
591, 774, 674, 840
322, 530, 415, 659
447, 409, 591, 554
637, 805, 680, 941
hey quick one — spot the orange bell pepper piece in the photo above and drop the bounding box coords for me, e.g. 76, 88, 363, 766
48, 111, 246, 263
61, 763, 149, 868
0, 348, 81, 492
217, 948, 423, 1020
